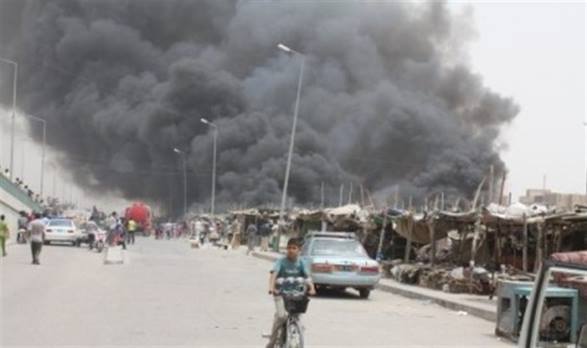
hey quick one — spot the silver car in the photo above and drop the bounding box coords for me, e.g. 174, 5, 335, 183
44, 218, 82, 246
301, 232, 381, 299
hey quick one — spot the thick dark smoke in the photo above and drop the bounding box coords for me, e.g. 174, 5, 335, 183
0, 0, 518, 212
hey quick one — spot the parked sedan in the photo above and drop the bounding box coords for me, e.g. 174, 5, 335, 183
301, 232, 381, 299
44, 218, 82, 246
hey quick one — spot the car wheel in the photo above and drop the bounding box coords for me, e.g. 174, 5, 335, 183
359, 289, 371, 299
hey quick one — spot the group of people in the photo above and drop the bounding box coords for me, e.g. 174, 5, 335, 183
1, 166, 45, 205
154, 221, 189, 240
105, 212, 138, 249
0, 211, 48, 264
246, 219, 275, 254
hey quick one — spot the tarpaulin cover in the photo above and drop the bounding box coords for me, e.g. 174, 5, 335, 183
550, 251, 587, 265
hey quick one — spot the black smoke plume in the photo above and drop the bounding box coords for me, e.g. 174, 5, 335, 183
0, 0, 518, 213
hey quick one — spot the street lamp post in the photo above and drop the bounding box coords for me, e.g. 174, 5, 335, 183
200, 118, 218, 216
173, 148, 187, 217
276, 43, 305, 249
0, 57, 18, 180
24, 114, 46, 198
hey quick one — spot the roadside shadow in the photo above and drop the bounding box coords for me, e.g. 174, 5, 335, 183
313, 288, 363, 301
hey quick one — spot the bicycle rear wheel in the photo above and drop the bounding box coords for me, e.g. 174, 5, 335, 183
285, 318, 304, 348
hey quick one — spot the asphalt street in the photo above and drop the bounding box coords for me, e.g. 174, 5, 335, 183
0, 238, 511, 347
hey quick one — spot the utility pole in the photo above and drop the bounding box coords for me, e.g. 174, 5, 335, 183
320, 182, 324, 209
201, 118, 218, 216
348, 182, 353, 204
376, 208, 388, 261
488, 164, 494, 204
276, 43, 305, 228
339, 184, 344, 206
441, 192, 445, 211
173, 148, 187, 217
0, 58, 18, 180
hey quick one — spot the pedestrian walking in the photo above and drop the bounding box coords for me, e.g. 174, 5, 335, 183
28, 213, 45, 265
0, 215, 10, 257
127, 218, 137, 245
230, 219, 241, 250
246, 222, 258, 255
119, 218, 127, 250
259, 220, 272, 252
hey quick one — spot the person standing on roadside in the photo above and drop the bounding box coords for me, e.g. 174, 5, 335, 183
0, 215, 10, 257
28, 213, 45, 265
259, 219, 272, 252
17, 211, 29, 243
127, 218, 137, 245
246, 221, 258, 255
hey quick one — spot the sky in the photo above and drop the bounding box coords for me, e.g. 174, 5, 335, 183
462, 1, 586, 198
0, 1, 585, 209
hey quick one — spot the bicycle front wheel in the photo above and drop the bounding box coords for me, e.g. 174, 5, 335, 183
285, 319, 304, 348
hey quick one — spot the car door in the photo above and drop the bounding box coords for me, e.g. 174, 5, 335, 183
518, 261, 587, 348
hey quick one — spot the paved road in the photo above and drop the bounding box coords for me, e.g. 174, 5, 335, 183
1, 238, 510, 347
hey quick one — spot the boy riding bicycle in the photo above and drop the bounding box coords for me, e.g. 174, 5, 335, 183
266, 238, 316, 348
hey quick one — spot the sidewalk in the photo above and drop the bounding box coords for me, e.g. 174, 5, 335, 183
251, 250, 497, 322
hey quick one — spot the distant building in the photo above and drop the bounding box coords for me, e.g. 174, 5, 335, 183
519, 189, 587, 210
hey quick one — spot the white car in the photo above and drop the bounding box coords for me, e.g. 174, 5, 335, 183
301, 232, 381, 299
44, 218, 82, 246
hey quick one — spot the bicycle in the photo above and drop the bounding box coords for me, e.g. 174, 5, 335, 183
274, 277, 310, 348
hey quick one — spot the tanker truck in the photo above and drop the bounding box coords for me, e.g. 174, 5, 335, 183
124, 202, 153, 236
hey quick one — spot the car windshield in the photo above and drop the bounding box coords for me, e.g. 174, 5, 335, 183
310, 239, 367, 257
49, 219, 73, 227
524, 262, 587, 347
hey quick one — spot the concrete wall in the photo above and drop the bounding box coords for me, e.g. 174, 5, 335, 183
0, 174, 42, 243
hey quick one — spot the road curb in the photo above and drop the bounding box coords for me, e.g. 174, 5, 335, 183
250, 251, 495, 322
251, 251, 279, 262
374, 282, 495, 322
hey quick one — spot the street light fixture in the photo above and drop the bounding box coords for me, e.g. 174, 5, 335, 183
0, 57, 18, 180
277, 43, 292, 53
276, 42, 306, 250
200, 117, 218, 216
173, 147, 187, 217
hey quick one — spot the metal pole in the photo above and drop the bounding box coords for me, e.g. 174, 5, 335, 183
23, 114, 47, 198
0, 58, 18, 180
376, 208, 388, 261
211, 127, 217, 216
40, 120, 46, 198
278, 56, 305, 224
182, 155, 187, 217
20, 141, 24, 179
320, 182, 324, 209
10, 63, 17, 180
